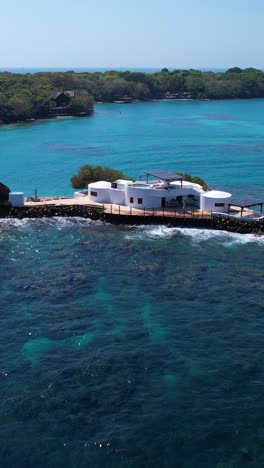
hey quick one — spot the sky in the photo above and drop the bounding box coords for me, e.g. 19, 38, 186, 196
0, 0, 263, 69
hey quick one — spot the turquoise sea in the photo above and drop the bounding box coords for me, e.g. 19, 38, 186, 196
0, 100, 264, 467
1, 100, 264, 199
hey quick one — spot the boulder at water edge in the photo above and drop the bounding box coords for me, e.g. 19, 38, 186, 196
0, 182, 11, 202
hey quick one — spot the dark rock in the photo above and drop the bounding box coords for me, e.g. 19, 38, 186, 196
1, 204, 263, 236
0, 182, 11, 202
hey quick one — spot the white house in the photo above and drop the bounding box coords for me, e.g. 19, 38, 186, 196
76, 170, 234, 212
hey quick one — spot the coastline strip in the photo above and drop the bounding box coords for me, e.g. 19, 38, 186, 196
1, 203, 263, 236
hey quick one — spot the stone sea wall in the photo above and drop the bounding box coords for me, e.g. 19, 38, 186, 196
105, 213, 264, 235
0, 204, 263, 235
4, 204, 104, 220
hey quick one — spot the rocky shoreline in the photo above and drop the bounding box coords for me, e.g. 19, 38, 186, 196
0, 204, 263, 235
105, 213, 264, 235
3, 204, 104, 220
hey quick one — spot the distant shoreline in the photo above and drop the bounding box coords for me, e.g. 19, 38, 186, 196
1, 67, 264, 124
1, 97, 264, 127
0, 114, 89, 126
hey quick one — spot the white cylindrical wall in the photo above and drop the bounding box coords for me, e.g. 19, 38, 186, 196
88, 182, 111, 203
9, 192, 24, 207
109, 189, 125, 205
125, 186, 168, 209
200, 191, 232, 213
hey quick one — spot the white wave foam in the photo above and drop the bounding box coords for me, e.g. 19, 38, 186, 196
0, 218, 31, 228
180, 227, 264, 246
222, 232, 264, 247
125, 225, 264, 245
0, 219, 263, 246
125, 225, 179, 240
0, 216, 103, 230
51, 216, 103, 229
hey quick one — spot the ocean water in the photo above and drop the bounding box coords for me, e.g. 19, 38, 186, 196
1, 100, 264, 199
0, 101, 264, 467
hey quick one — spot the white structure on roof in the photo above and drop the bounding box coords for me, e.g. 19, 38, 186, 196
200, 190, 232, 213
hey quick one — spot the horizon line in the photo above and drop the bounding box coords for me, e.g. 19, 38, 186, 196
0, 66, 245, 70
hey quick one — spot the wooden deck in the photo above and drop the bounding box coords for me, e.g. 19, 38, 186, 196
24, 196, 262, 220
24, 196, 212, 219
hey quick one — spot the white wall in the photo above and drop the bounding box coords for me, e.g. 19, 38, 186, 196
88, 182, 111, 203
87, 180, 206, 209
109, 189, 125, 205
200, 193, 232, 213
124, 184, 204, 209
125, 186, 169, 209
9, 192, 24, 207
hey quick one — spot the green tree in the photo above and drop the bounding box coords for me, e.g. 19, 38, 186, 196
132, 82, 150, 100
68, 96, 93, 115
0, 92, 6, 105
177, 172, 208, 190
226, 67, 242, 74
186, 75, 206, 98
7, 95, 33, 119
71, 165, 133, 189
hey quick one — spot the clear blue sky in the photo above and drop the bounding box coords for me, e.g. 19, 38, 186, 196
1, 0, 263, 69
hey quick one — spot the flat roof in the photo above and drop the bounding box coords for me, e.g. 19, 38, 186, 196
229, 198, 263, 208
145, 170, 183, 181
203, 190, 231, 199
89, 181, 111, 188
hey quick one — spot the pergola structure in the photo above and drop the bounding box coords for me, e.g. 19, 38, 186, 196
228, 198, 263, 217
145, 170, 183, 187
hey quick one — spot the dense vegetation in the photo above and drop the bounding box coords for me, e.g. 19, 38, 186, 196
177, 172, 208, 190
71, 165, 133, 189
1, 67, 264, 122
71, 165, 207, 190
0, 72, 94, 123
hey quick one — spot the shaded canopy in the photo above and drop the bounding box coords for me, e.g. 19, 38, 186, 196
229, 198, 263, 208
0, 182, 11, 202
145, 170, 184, 182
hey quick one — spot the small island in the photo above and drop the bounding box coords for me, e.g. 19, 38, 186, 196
1, 165, 263, 235
1, 67, 264, 123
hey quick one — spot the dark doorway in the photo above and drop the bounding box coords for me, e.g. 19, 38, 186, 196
161, 197, 166, 208
176, 196, 182, 205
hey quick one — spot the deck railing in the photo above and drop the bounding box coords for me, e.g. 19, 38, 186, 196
102, 204, 212, 219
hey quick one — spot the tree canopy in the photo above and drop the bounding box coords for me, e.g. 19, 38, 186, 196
176, 172, 208, 190
71, 165, 133, 189
71, 165, 208, 191
1, 67, 264, 123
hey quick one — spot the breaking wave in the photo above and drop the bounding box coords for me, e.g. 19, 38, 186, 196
0, 216, 103, 229
124, 225, 264, 245
0, 218, 263, 247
